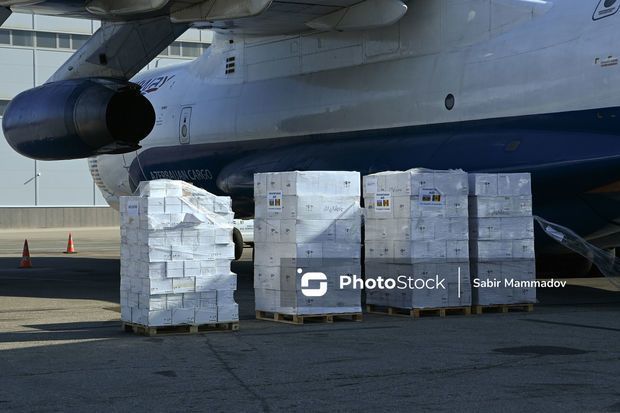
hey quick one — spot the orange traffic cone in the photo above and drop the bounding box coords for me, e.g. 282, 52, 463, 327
19, 240, 32, 269
63, 233, 77, 254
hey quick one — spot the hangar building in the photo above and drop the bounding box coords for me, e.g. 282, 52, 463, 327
0, 12, 211, 226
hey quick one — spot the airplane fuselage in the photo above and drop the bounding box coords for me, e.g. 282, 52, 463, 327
91, 0, 620, 252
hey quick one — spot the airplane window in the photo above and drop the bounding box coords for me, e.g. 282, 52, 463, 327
12, 30, 33, 47
58, 34, 71, 49
605, 0, 617, 7
36, 32, 57, 48
445, 94, 455, 110
0, 29, 9, 45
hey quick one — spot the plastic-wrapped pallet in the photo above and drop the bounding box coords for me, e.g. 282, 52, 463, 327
363, 169, 472, 309
468, 173, 536, 305
254, 171, 363, 315
119, 180, 238, 327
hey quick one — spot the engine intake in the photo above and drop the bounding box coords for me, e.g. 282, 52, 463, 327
2, 78, 155, 160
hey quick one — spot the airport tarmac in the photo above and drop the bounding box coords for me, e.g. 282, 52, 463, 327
0, 228, 619, 412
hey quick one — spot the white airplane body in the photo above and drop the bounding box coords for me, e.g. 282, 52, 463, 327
3, 0, 620, 257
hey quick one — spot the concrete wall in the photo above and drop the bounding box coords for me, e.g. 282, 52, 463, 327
0, 207, 119, 229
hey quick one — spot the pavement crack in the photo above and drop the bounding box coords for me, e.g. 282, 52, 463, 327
523, 318, 620, 332
204, 337, 272, 413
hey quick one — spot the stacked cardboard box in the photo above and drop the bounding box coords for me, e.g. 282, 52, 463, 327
119, 180, 239, 327
469, 173, 536, 305
254, 171, 363, 315
363, 169, 472, 309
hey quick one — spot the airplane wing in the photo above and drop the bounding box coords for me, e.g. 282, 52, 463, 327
1, 0, 408, 35
0, 0, 407, 161
0, 0, 408, 82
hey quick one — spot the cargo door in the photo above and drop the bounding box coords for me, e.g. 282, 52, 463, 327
179, 107, 192, 144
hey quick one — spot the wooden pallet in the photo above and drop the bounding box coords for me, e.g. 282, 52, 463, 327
255, 310, 362, 325
366, 304, 471, 318
472, 303, 534, 315
122, 321, 239, 336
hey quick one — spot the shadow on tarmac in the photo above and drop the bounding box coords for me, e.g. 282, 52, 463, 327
0, 257, 259, 318
0, 257, 120, 301
0, 321, 122, 343
537, 283, 620, 306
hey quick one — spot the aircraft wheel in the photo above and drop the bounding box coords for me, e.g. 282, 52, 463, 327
233, 227, 244, 261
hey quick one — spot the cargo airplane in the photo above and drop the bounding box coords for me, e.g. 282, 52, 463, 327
2, 0, 620, 271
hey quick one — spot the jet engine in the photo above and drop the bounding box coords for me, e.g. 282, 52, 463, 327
2, 78, 155, 160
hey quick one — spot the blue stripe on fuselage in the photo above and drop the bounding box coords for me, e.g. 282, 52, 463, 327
129, 106, 620, 243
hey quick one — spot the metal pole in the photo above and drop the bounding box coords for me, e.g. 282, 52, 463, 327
32, 13, 39, 206
34, 160, 38, 206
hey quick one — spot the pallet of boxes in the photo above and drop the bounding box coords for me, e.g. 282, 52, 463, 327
253, 171, 363, 324
469, 173, 536, 314
119, 180, 239, 336
364, 169, 473, 318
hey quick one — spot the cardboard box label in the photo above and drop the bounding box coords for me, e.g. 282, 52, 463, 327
364, 176, 378, 194
419, 188, 444, 206
375, 192, 392, 212
267, 191, 283, 210
127, 200, 140, 217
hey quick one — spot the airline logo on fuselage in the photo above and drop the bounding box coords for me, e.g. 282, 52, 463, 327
594, 0, 620, 20
149, 169, 213, 182
136, 75, 175, 94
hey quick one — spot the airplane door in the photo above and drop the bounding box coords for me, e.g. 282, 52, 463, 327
179, 107, 192, 144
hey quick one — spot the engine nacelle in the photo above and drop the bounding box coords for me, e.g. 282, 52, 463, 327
2, 78, 155, 160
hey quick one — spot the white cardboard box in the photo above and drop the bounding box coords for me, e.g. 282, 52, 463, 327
172, 308, 195, 324
195, 306, 218, 323
120, 180, 237, 327
195, 274, 237, 291
217, 304, 239, 322
254, 171, 363, 316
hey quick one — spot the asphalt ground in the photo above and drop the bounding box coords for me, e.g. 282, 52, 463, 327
0, 228, 619, 412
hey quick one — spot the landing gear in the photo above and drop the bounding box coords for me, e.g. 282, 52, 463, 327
233, 227, 244, 261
